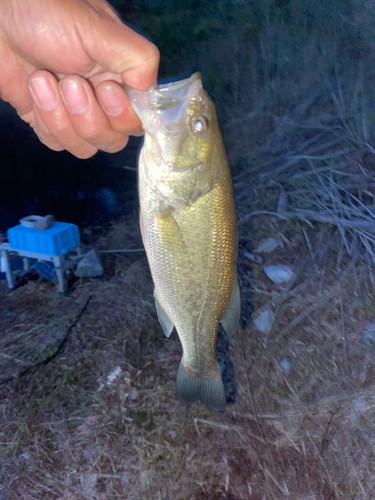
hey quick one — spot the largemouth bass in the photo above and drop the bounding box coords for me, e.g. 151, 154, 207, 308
127, 73, 240, 411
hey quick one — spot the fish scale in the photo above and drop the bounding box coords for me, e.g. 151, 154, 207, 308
128, 73, 240, 410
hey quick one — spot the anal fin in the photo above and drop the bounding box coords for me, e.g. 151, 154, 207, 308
220, 278, 241, 338
154, 288, 174, 338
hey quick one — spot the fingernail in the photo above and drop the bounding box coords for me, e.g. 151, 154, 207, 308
29, 78, 58, 111
97, 86, 124, 116
60, 79, 89, 115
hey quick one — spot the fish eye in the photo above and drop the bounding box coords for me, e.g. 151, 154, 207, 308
193, 115, 208, 134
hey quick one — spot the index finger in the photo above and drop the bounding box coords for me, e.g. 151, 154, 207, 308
86, 11, 159, 90
95, 79, 143, 135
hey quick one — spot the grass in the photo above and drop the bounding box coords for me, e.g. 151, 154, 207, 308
3, 2, 375, 498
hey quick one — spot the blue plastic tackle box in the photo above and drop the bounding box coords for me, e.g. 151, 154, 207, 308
7, 221, 80, 256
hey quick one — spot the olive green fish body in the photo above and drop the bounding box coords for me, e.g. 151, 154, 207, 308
129, 73, 240, 410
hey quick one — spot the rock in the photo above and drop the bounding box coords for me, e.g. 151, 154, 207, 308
130, 387, 138, 400
360, 321, 375, 349
279, 358, 292, 375
75, 249, 103, 278
255, 237, 283, 254
243, 251, 262, 263
264, 265, 294, 284
253, 309, 275, 335
350, 396, 369, 424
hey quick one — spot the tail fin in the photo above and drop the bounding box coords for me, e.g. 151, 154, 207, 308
176, 361, 226, 411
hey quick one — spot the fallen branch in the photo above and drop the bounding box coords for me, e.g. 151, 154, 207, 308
240, 208, 375, 230
286, 209, 375, 230
0, 295, 92, 385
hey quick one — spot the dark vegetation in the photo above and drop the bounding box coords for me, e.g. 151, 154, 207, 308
2, 0, 375, 498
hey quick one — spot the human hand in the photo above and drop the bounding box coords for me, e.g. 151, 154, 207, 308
0, 0, 159, 158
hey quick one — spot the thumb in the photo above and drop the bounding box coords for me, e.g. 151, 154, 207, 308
86, 6, 159, 90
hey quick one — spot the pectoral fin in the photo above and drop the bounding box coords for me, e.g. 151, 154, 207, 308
220, 278, 241, 338
154, 288, 174, 338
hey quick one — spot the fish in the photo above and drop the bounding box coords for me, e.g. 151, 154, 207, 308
127, 73, 240, 411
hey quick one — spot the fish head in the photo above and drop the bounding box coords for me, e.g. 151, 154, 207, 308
127, 73, 221, 208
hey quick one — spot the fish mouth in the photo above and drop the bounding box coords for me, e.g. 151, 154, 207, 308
126, 72, 203, 129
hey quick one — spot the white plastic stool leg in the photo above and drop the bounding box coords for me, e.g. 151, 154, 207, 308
53, 256, 66, 293
1, 250, 14, 289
